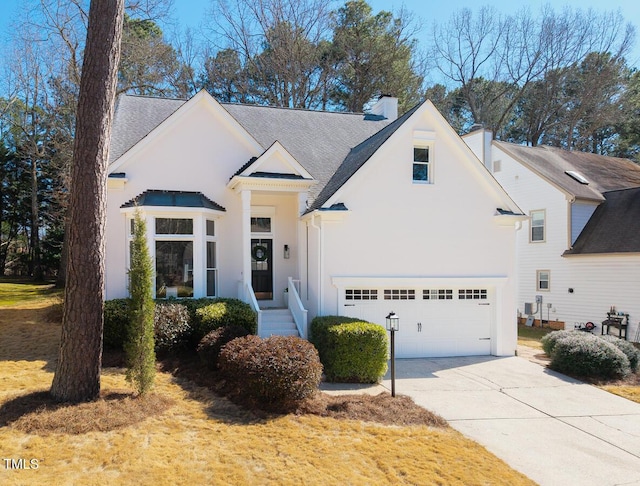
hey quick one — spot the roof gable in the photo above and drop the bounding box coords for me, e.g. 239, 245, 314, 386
233, 141, 314, 180
109, 90, 263, 173
312, 100, 523, 215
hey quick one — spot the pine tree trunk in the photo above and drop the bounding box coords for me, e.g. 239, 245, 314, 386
50, 0, 124, 403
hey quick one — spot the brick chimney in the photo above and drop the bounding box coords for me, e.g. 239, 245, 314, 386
370, 94, 398, 121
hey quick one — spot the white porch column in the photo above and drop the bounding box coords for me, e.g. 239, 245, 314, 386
296, 192, 307, 297
241, 190, 252, 293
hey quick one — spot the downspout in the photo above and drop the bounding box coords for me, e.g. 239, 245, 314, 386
309, 212, 323, 316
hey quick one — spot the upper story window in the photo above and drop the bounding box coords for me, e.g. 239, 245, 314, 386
413, 147, 431, 183
530, 210, 545, 242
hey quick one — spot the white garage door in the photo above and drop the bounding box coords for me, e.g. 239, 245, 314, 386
341, 287, 493, 358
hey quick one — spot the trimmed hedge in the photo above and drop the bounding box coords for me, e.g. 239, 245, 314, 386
197, 325, 250, 369
219, 335, 322, 410
310, 316, 388, 384
194, 298, 257, 341
549, 332, 631, 379
154, 302, 192, 352
599, 335, 640, 372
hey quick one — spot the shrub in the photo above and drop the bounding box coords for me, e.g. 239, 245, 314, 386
549, 332, 631, 379
310, 316, 388, 383
599, 335, 640, 372
125, 210, 155, 395
154, 302, 192, 352
103, 298, 131, 349
194, 298, 257, 341
541, 330, 580, 356
219, 335, 322, 410
197, 325, 250, 369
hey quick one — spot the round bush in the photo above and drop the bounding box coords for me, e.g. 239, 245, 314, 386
194, 298, 257, 342
154, 302, 191, 352
549, 332, 631, 379
103, 298, 131, 349
599, 335, 640, 372
219, 335, 322, 410
310, 316, 388, 383
541, 330, 581, 356
197, 325, 250, 369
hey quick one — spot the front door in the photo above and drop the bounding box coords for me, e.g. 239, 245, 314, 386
251, 238, 273, 300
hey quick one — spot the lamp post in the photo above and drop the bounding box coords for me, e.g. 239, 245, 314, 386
385, 311, 399, 397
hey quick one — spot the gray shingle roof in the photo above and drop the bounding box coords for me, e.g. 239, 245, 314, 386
495, 142, 640, 201
222, 103, 391, 203
564, 187, 640, 254
109, 93, 393, 207
308, 103, 423, 211
110, 95, 187, 163
121, 190, 226, 211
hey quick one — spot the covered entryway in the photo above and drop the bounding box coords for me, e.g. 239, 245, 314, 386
337, 282, 495, 358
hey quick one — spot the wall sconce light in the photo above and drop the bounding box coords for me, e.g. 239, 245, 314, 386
284, 244, 290, 259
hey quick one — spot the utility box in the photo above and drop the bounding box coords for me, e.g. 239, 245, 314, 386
524, 302, 534, 315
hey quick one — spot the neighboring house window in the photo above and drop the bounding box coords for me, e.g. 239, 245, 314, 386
537, 270, 550, 291
345, 289, 378, 300
413, 146, 431, 183
530, 210, 545, 242
155, 217, 194, 298
206, 220, 217, 297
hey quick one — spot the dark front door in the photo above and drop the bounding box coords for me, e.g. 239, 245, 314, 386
251, 238, 273, 300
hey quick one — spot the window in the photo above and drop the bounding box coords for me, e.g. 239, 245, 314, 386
206, 219, 217, 297
251, 217, 271, 233
156, 218, 193, 235
423, 289, 453, 300
530, 210, 545, 242
384, 289, 415, 300
346, 289, 378, 300
537, 270, 550, 291
155, 241, 194, 298
413, 146, 430, 183
459, 289, 488, 300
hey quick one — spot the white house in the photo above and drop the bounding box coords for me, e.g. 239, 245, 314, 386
106, 91, 525, 358
464, 129, 640, 342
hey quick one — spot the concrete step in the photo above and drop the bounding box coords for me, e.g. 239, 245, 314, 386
259, 309, 299, 338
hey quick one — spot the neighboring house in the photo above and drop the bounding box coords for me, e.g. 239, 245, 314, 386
464, 129, 640, 342
106, 90, 525, 358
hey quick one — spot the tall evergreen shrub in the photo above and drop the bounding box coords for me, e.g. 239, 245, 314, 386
125, 210, 155, 394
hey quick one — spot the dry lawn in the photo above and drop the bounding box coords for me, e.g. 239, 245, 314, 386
0, 284, 535, 485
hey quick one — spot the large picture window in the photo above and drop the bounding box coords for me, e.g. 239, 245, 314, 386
155, 241, 194, 298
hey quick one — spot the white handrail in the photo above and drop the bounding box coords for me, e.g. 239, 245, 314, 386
288, 277, 308, 339
240, 280, 262, 336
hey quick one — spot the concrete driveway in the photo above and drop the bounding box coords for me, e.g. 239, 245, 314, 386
377, 356, 640, 486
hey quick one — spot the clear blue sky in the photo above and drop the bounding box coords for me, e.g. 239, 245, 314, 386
1, 0, 639, 66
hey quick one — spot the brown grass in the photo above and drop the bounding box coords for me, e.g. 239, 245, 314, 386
0, 293, 535, 485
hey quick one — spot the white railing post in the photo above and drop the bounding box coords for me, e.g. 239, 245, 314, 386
288, 277, 308, 339
241, 281, 262, 336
